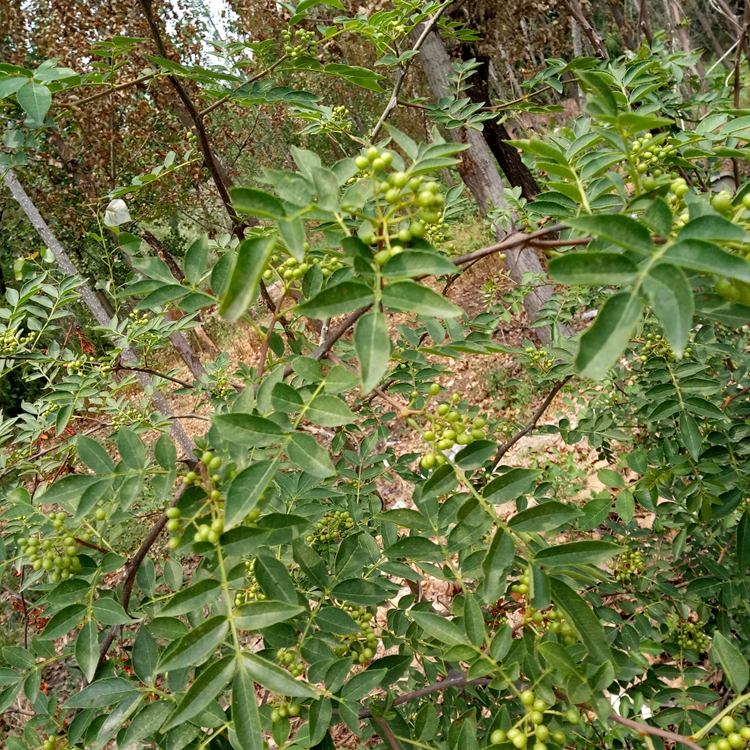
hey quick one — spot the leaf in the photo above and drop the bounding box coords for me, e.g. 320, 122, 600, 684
578, 70, 618, 117
91, 693, 142, 750
576, 292, 644, 379
41, 603, 86, 640
279, 215, 306, 262
213, 414, 284, 446
306, 395, 356, 427
117, 428, 146, 470
159, 579, 221, 617
184, 235, 209, 287
615, 490, 635, 524
329, 578, 391, 605
286, 433, 336, 478
161, 655, 235, 732
410, 611, 468, 646
254, 553, 298, 604
644, 264, 694, 357
292, 540, 331, 590
463, 592, 486, 647
382, 280, 463, 317
323, 63, 384, 92
0, 77, 28, 100
549, 253, 638, 285
566, 214, 652, 253
549, 578, 611, 665
315, 607, 359, 634
384, 536, 444, 561
241, 652, 318, 698
678, 215, 750, 243
16, 81, 51, 122
341, 669, 387, 702
538, 641, 580, 677
354, 311, 390, 395
662, 239, 750, 282
224, 460, 278, 531
157, 616, 228, 673
75, 620, 99, 683
536, 541, 622, 566
738, 511, 750, 574
375, 509, 431, 531
644, 197, 673, 238
713, 631, 749, 694
508, 502, 579, 532
295, 281, 374, 319
597, 469, 625, 488
132, 625, 159, 685
219, 236, 276, 321
77, 435, 114, 475
680, 411, 702, 461
119, 701, 172, 748
40, 475, 100, 510
65, 677, 137, 709
234, 601, 306, 631
383, 251, 457, 278
483, 468, 540, 504
480, 528, 515, 603
233, 662, 263, 750
230, 187, 285, 219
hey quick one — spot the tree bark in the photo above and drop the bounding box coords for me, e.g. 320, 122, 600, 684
415, 29, 570, 343
459, 51, 540, 201
3, 169, 194, 459
608, 0, 636, 48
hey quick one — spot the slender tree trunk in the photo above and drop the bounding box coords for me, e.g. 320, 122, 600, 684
459, 51, 540, 201
3, 169, 194, 458
685, 0, 733, 68
416, 30, 572, 343
608, 0, 636, 48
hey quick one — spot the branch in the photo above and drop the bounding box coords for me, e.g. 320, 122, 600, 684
372, 717, 406, 750
608, 713, 703, 750
54, 72, 160, 109
369, 4, 448, 143
491, 376, 572, 470
723, 385, 750, 411
560, 0, 609, 58
117, 364, 194, 389
450, 223, 567, 267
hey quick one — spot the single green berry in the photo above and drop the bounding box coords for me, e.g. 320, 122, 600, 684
721, 717, 737, 734
520, 690, 535, 706
490, 730, 507, 745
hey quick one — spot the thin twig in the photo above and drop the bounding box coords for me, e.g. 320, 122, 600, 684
608, 713, 703, 750
723, 385, 750, 411
75, 537, 109, 554
117, 364, 194, 389
372, 717, 406, 750
369, 4, 448, 143
491, 376, 573, 470
54, 72, 160, 109
257, 288, 287, 378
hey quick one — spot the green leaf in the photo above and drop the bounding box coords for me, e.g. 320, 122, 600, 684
65, 677, 137, 708
184, 235, 209, 287
383, 251, 457, 278
662, 239, 750, 282
315, 607, 359, 635
91, 694, 142, 750
39, 474, 99, 511
117, 428, 146, 470
384, 536, 444, 561
219, 236, 276, 321
132, 625, 159, 685
235, 601, 306, 631
422, 464, 458, 500
463, 592, 486, 647
508, 502, 579, 532
341, 669, 387, 702
241, 652, 318, 698
738, 511, 750, 574
213, 414, 284, 446
375, 509, 431, 531
480, 528, 515, 603
576, 291, 644, 379
161, 655, 235, 732
75, 620, 99, 683
644, 197, 673, 238
286, 433, 335, 478
119, 702, 172, 748
578, 70, 618, 117
292, 539, 331, 590
597, 469, 625, 488
615, 489, 635, 524
77, 435, 114, 475
410, 611, 468, 646
279, 216, 306, 262
233, 662, 264, 750
159, 579, 221, 617
323, 63, 384, 92
16, 81, 51, 122
713, 631, 749, 693
678, 215, 750, 243
566, 214, 652, 254
224, 460, 278, 531
271, 382, 304, 412
254, 553, 298, 604
354, 311, 390, 395
295, 281, 374, 319
41, 603, 86, 640
644, 264, 694, 357
324, 364, 359, 394
536, 541, 622, 566
549, 578, 611, 665
483, 468, 540, 504
0, 77, 28, 100
306, 394, 356, 427
679, 411, 702, 461
231, 187, 286, 219
538, 640, 580, 677
157, 616, 228, 673
382, 280, 463, 317
329, 578, 391, 605
549, 253, 638, 285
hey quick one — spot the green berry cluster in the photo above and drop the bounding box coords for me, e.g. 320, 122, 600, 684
42, 735, 69, 750
0, 328, 32, 354
64, 354, 94, 375
615, 548, 644, 583
19, 512, 83, 583
111, 406, 145, 428
490, 691, 577, 749
305, 510, 354, 546
282, 28, 317, 58
320, 105, 352, 133
524, 346, 553, 372
275, 648, 305, 677
707, 717, 750, 750
332, 607, 379, 663
235, 559, 265, 604
419, 389, 486, 470
639, 332, 692, 362
668, 615, 709, 652
270, 697, 301, 722
632, 132, 679, 185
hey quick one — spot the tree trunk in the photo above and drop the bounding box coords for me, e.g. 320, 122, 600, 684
686, 0, 733, 68
3, 169, 194, 459
608, 0, 636, 48
416, 30, 571, 343
459, 51, 540, 201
